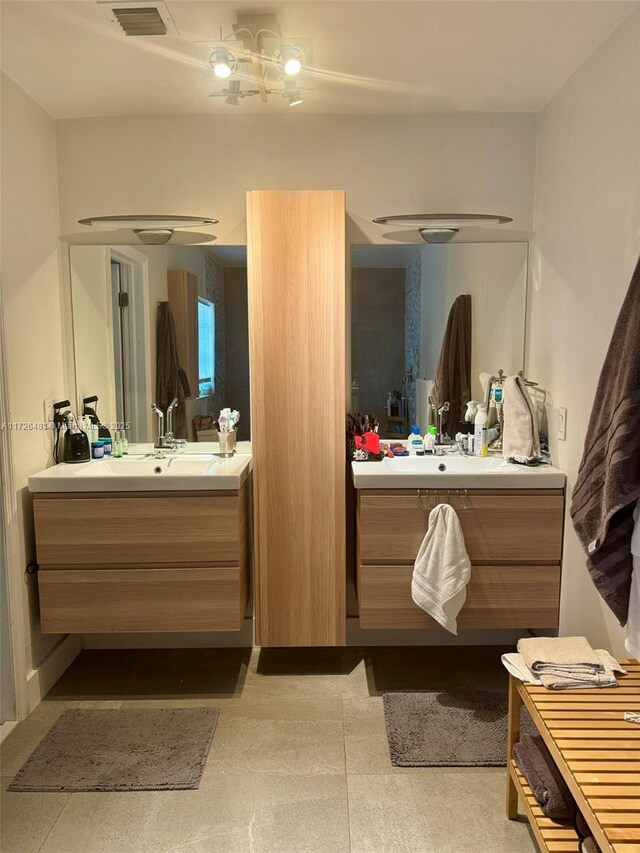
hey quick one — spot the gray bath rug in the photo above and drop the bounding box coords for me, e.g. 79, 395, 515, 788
383, 690, 533, 767
8, 707, 218, 792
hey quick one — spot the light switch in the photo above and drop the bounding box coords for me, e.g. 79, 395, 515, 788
557, 407, 567, 442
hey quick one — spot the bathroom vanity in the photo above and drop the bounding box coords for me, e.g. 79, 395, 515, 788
28, 445, 252, 634
352, 456, 565, 631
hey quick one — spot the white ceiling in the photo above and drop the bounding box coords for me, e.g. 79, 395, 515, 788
1, 0, 636, 117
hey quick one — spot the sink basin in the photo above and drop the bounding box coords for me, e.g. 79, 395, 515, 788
28, 451, 252, 492
79, 457, 220, 477
382, 455, 505, 474
352, 453, 565, 489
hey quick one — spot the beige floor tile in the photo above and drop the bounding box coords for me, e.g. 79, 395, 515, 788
347, 771, 535, 853
343, 696, 400, 775
119, 694, 344, 721
38, 774, 350, 853
205, 715, 346, 776
0, 700, 121, 778
0, 776, 70, 853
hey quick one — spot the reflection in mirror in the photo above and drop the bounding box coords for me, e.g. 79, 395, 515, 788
70, 245, 249, 445
351, 242, 527, 439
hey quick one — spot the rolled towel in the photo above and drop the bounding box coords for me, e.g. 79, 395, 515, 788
517, 636, 618, 690
513, 733, 576, 820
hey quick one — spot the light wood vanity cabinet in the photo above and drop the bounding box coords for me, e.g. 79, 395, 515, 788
357, 489, 564, 630
34, 485, 250, 633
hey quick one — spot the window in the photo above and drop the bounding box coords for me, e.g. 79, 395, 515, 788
198, 298, 215, 398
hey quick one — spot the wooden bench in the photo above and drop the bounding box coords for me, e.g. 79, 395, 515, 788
506, 661, 640, 853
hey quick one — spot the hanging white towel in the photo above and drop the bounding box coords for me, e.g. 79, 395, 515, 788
411, 503, 471, 635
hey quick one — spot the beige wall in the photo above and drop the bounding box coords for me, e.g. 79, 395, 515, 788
420, 242, 528, 401
529, 8, 640, 654
0, 74, 75, 698
55, 113, 536, 244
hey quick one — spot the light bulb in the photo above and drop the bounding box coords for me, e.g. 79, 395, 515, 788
283, 56, 302, 76
214, 60, 232, 79
211, 48, 233, 79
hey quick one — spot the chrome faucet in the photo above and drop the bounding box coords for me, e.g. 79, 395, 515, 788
150, 403, 166, 449
437, 402, 450, 445
165, 398, 178, 443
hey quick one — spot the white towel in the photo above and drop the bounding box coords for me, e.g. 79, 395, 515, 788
503, 374, 541, 464
411, 503, 471, 635
502, 651, 627, 685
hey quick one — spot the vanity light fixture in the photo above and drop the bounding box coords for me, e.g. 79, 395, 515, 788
78, 215, 218, 245
372, 213, 513, 243
224, 80, 242, 106
210, 47, 234, 79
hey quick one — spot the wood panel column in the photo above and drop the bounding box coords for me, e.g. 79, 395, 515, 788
247, 190, 346, 646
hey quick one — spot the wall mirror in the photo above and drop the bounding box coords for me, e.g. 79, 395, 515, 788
69, 244, 249, 444
351, 242, 528, 438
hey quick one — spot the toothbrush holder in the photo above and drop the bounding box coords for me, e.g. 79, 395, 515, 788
216, 430, 237, 457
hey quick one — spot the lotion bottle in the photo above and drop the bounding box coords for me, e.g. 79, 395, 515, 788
407, 425, 423, 455
474, 403, 488, 457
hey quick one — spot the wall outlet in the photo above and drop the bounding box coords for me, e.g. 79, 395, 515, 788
43, 399, 54, 427
557, 407, 567, 442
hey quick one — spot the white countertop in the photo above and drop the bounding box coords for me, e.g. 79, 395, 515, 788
352, 453, 565, 489
28, 441, 252, 493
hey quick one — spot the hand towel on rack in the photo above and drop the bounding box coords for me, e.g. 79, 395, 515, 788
570, 256, 640, 626
434, 294, 471, 436
411, 503, 471, 635
502, 374, 541, 464
517, 636, 618, 689
156, 302, 191, 438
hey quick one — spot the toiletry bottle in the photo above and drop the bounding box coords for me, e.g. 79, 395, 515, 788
474, 403, 488, 457
423, 425, 437, 454
407, 426, 423, 455
113, 430, 123, 458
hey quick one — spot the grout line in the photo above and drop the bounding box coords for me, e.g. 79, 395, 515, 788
341, 697, 353, 853
34, 791, 73, 853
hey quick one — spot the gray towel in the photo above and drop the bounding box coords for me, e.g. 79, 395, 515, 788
513, 733, 576, 820
156, 302, 191, 439
571, 256, 640, 626
434, 295, 471, 437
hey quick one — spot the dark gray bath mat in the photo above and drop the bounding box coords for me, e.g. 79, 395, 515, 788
383, 690, 533, 767
8, 707, 218, 792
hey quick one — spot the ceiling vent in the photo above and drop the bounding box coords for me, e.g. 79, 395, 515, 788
99, 1, 177, 36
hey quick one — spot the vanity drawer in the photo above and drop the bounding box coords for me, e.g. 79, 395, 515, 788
38, 566, 248, 633
34, 494, 243, 567
357, 563, 561, 630
358, 491, 564, 564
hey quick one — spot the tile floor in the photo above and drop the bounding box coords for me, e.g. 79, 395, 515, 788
1, 646, 536, 853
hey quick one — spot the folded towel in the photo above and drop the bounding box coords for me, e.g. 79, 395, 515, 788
517, 636, 618, 689
502, 375, 541, 465
411, 503, 471, 635
513, 733, 576, 820
502, 651, 626, 685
